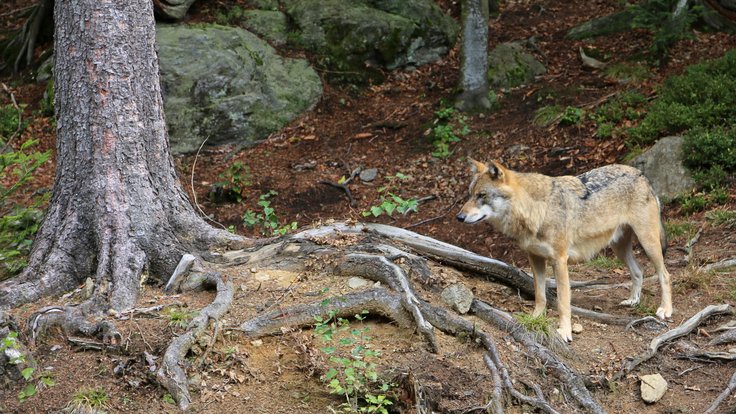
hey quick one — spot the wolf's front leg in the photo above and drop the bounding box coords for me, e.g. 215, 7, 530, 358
552, 256, 572, 342
529, 254, 547, 317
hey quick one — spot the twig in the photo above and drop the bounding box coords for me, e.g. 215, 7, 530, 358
190, 135, 227, 230
405, 198, 460, 229
614, 304, 733, 380
625, 316, 668, 331
684, 226, 704, 265
704, 370, 736, 414
319, 167, 361, 207
0, 83, 23, 151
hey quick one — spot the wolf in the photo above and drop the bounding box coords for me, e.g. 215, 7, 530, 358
456, 159, 672, 342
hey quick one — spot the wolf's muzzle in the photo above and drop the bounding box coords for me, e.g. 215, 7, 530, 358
456, 212, 467, 222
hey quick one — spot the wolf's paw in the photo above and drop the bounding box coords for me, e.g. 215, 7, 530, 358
532, 306, 546, 317
619, 298, 640, 307
556, 327, 573, 343
656, 306, 672, 319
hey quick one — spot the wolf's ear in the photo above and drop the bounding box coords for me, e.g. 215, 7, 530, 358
488, 160, 506, 181
468, 158, 488, 174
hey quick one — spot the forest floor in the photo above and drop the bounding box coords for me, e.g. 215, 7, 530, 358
2, 0, 736, 413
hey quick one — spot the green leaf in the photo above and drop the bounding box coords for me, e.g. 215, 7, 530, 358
18, 383, 36, 401
370, 206, 383, 217
21, 367, 34, 380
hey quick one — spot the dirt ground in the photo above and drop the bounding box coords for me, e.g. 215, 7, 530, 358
2, 0, 736, 413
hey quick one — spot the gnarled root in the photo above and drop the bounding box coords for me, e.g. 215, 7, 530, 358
27, 305, 122, 346
240, 287, 414, 337
157, 272, 234, 411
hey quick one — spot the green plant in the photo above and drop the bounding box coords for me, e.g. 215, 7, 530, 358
362, 173, 418, 218
163, 393, 176, 404
589, 255, 624, 269
429, 106, 470, 158
212, 161, 252, 203
679, 192, 709, 214
1, 139, 50, 280
595, 122, 614, 139
628, 50, 736, 146
66, 388, 109, 413
604, 62, 651, 83
514, 312, 552, 337
627, 0, 700, 64
1, 332, 55, 401
706, 209, 736, 229
533, 105, 563, 127
559, 106, 584, 126
315, 306, 394, 414
243, 190, 297, 236
631, 301, 657, 317
682, 126, 736, 191
0, 104, 23, 141
664, 221, 696, 239
166, 307, 197, 329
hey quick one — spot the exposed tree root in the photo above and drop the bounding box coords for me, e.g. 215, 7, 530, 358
702, 257, 736, 273
469, 300, 605, 414
239, 287, 414, 336
157, 272, 234, 411
614, 304, 733, 381
28, 305, 121, 345
704, 370, 736, 414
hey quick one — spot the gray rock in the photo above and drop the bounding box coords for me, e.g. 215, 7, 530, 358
157, 24, 322, 154
487, 42, 546, 89
441, 283, 474, 314
241, 10, 290, 46
628, 136, 696, 200
285, 0, 457, 81
360, 168, 378, 182
640, 373, 668, 403
154, 0, 198, 20
249, 0, 280, 10
347, 277, 371, 289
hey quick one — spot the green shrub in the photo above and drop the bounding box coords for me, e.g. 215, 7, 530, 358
429, 106, 470, 158
243, 190, 297, 236
1, 139, 50, 279
682, 126, 736, 190
628, 49, 736, 145
0, 104, 23, 142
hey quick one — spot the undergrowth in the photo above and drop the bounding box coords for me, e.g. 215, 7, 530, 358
428, 106, 469, 158
1, 139, 51, 280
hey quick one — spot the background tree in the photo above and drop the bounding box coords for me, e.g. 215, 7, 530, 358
455, 0, 491, 112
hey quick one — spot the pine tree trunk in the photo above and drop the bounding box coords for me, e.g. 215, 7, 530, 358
0, 0, 238, 311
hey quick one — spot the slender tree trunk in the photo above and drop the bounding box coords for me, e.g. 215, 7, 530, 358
456, 0, 491, 112
0, 0, 238, 311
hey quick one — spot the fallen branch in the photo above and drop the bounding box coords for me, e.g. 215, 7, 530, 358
684, 226, 704, 265
157, 272, 233, 411
614, 304, 733, 380
704, 370, 736, 414
701, 257, 736, 273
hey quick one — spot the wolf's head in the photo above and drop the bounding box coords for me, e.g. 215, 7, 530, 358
456, 158, 512, 225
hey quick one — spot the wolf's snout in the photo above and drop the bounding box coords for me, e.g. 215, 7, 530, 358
456, 212, 466, 222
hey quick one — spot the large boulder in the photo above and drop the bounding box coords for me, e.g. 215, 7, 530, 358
284, 0, 457, 81
241, 10, 290, 46
628, 136, 696, 200
157, 24, 322, 154
487, 42, 546, 89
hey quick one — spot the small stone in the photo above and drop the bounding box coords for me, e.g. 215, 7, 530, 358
440, 283, 474, 314
359, 168, 378, 182
50, 345, 63, 352
347, 277, 370, 289
250, 339, 263, 347
572, 323, 583, 334
640, 373, 668, 403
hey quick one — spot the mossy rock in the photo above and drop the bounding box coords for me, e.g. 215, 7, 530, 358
285, 0, 457, 82
157, 24, 322, 154
241, 10, 290, 46
487, 42, 546, 89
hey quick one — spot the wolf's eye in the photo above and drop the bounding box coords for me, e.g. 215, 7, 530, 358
477, 193, 486, 199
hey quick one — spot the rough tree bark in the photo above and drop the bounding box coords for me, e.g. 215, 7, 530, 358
0, 0, 240, 314
455, 0, 492, 112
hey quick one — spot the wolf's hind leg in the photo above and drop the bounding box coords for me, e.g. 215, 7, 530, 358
529, 254, 547, 317
612, 226, 643, 307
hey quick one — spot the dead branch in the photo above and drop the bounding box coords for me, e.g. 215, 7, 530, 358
701, 257, 736, 273
614, 304, 733, 380
157, 272, 233, 411
708, 327, 736, 346
684, 226, 704, 265
704, 370, 736, 414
